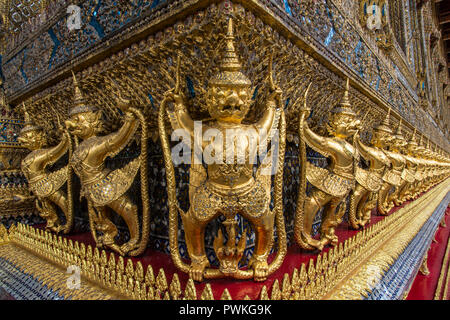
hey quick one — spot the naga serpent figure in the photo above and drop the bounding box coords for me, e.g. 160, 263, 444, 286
159, 18, 286, 281
350, 109, 392, 229
65, 72, 150, 256
295, 78, 361, 250
18, 105, 73, 234
377, 119, 407, 215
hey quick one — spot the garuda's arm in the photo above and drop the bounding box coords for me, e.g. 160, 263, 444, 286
103, 110, 138, 159
256, 92, 279, 135
43, 132, 70, 166
354, 134, 374, 161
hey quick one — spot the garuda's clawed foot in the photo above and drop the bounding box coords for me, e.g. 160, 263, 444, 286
301, 232, 325, 251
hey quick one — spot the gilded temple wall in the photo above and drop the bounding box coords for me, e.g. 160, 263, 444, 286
0, 0, 448, 151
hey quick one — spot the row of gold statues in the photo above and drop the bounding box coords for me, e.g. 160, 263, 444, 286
16, 19, 450, 282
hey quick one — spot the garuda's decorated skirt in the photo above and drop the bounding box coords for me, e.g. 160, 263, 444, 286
383, 169, 402, 186
355, 167, 383, 192
401, 168, 416, 183
81, 158, 140, 206
29, 166, 68, 198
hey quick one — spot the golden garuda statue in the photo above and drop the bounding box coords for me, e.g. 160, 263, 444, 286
386, 123, 415, 208
18, 104, 74, 234
295, 78, 361, 251
65, 72, 150, 256
350, 108, 392, 229
377, 119, 407, 215
158, 18, 287, 282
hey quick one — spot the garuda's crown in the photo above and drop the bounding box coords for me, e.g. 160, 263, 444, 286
20, 103, 42, 134
330, 78, 357, 117
69, 71, 98, 116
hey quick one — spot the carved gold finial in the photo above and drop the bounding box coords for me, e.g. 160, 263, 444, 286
330, 78, 356, 116
200, 283, 214, 300
299, 263, 307, 286
281, 273, 291, 300
135, 261, 144, 282
72, 71, 84, 105
156, 268, 168, 293
125, 259, 134, 278
307, 258, 315, 281
271, 279, 281, 300
259, 285, 269, 300
147, 286, 155, 300
20, 102, 41, 134
169, 273, 181, 300
340, 78, 351, 106
316, 254, 322, 274
184, 278, 197, 300
221, 288, 232, 300
145, 265, 155, 288
291, 268, 300, 292
117, 256, 125, 274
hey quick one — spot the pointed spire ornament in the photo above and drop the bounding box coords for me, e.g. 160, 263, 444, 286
200, 283, 214, 300
395, 118, 403, 136
330, 78, 356, 116
20, 102, 41, 134
221, 288, 233, 300
375, 107, 392, 134
271, 279, 281, 300
169, 274, 181, 300
259, 285, 269, 300
340, 78, 351, 107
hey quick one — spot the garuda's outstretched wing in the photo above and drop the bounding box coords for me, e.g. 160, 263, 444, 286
85, 157, 140, 206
